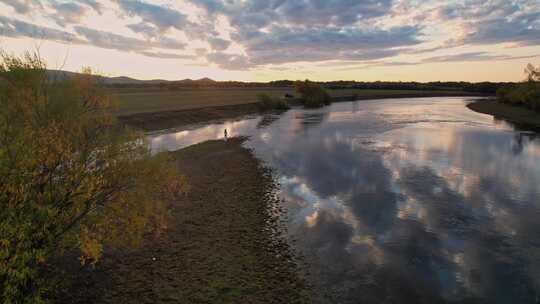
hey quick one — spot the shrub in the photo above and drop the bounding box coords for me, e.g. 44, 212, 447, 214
0, 52, 188, 302
294, 80, 331, 108
256, 93, 290, 111
497, 82, 540, 111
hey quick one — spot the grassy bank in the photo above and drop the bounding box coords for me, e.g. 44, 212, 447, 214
467, 99, 540, 130
57, 138, 310, 303
111, 87, 475, 116
118, 89, 481, 131
118, 103, 260, 131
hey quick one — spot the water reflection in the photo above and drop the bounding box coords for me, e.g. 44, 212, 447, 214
149, 97, 540, 303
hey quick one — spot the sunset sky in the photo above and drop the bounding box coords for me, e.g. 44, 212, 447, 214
1, 0, 539, 82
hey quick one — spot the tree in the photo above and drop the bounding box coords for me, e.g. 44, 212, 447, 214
256, 93, 290, 111
525, 63, 540, 82
0, 52, 188, 302
294, 80, 331, 108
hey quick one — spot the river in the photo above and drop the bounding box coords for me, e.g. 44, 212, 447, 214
149, 97, 540, 303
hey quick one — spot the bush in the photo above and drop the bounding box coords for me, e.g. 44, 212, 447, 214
256, 93, 290, 111
0, 52, 188, 302
295, 80, 331, 108
497, 63, 540, 112
497, 82, 540, 111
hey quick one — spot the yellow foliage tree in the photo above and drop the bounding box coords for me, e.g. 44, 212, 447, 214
0, 52, 188, 302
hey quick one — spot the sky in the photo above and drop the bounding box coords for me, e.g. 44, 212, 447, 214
0, 0, 539, 82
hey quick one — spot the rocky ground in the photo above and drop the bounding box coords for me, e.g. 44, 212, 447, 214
56, 138, 311, 303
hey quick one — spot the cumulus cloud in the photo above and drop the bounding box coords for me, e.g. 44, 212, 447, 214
462, 14, 540, 46
433, 0, 540, 47
1, 0, 539, 68
224, 26, 421, 68
189, 0, 422, 68
191, 0, 393, 27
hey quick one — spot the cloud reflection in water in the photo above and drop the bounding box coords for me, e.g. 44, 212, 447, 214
150, 98, 540, 303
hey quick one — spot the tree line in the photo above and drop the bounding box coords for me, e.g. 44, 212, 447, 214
103, 78, 507, 94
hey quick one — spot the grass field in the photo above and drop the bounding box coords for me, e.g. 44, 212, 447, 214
109, 87, 470, 116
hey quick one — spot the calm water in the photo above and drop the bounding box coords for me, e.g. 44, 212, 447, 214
150, 97, 540, 303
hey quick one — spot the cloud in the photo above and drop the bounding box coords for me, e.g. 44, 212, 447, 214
1, 0, 41, 14
77, 0, 103, 14
191, 0, 393, 27
153, 36, 186, 49
117, 0, 191, 32
240, 26, 420, 52
126, 22, 159, 38
74, 26, 186, 51
139, 51, 195, 59
0, 16, 82, 43
206, 52, 251, 70
272, 0, 393, 27
462, 13, 540, 46
187, 0, 422, 69
208, 37, 231, 51
433, 1, 540, 47
225, 25, 421, 68
422, 52, 540, 63
50, 2, 88, 26
335, 52, 540, 71
74, 25, 151, 51
1, 0, 539, 70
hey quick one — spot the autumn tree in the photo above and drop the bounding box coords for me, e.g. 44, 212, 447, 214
0, 52, 188, 302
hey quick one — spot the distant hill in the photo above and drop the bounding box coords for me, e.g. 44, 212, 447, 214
46, 70, 213, 85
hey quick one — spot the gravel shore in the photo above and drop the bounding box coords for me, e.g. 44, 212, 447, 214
57, 138, 311, 303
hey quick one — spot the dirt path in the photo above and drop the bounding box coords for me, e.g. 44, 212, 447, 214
57, 138, 310, 303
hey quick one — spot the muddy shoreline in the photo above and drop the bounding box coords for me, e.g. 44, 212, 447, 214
467, 99, 540, 130
56, 138, 311, 303
120, 92, 487, 132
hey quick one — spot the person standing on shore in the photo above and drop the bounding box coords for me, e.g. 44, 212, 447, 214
224, 128, 228, 141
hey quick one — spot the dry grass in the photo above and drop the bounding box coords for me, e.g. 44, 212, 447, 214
109, 87, 468, 116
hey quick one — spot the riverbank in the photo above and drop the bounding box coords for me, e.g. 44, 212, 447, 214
120, 91, 485, 131
118, 103, 260, 132
467, 99, 540, 130
56, 138, 310, 303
